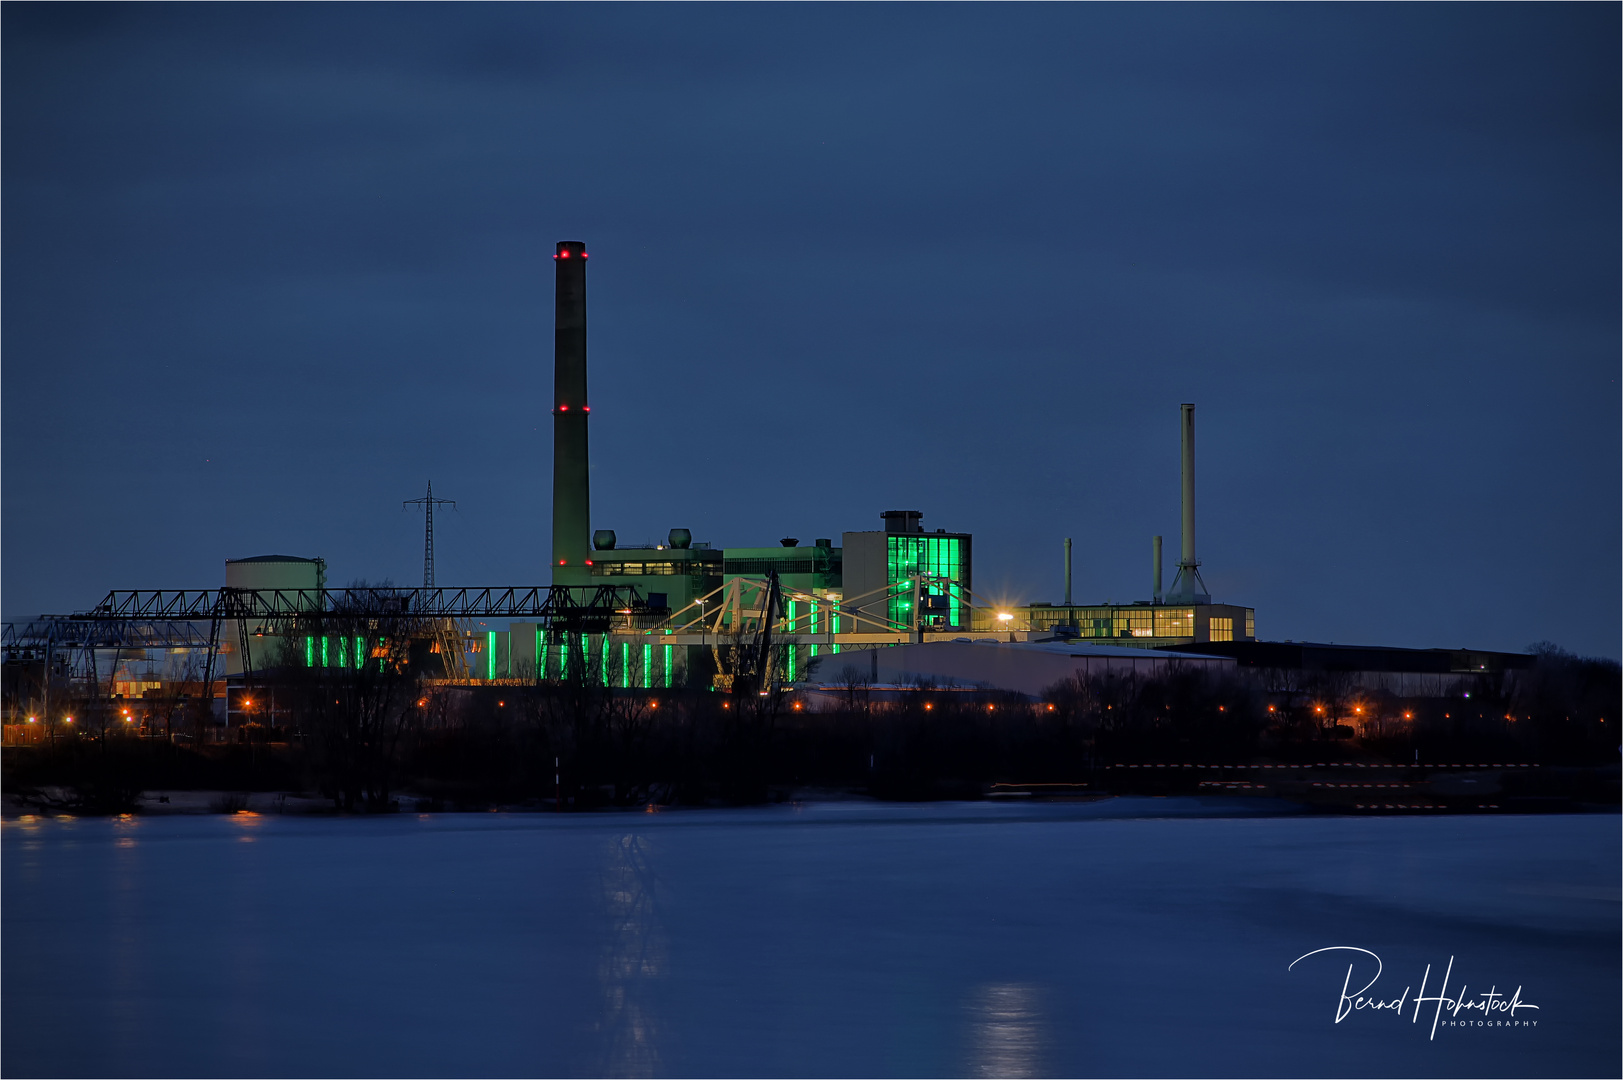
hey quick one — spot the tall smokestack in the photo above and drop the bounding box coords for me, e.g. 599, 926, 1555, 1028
1152, 535, 1162, 601
1180, 403, 1195, 569
552, 241, 591, 585
1063, 538, 1072, 606
1166, 403, 1210, 603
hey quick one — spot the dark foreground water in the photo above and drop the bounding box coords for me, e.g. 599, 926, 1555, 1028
3, 799, 1618, 1078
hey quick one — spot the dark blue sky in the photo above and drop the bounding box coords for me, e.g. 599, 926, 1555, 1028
4, 3, 1618, 657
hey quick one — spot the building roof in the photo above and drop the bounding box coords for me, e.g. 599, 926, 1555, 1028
225, 555, 323, 564
1161, 640, 1534, 673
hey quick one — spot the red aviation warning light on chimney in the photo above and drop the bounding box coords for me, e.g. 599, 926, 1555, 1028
552, 241, 592, 584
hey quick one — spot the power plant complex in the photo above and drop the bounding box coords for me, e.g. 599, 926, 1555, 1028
2, 240, 1535, 733
498, 239, 1255, 687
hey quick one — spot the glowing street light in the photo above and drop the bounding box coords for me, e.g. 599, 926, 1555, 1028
996, 612, 1013, 623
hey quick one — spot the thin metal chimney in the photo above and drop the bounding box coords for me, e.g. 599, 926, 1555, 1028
551, 241, 591, 585
1165, 403, 1210, 603
1152, 535, 1162, 602
1063, 538, 1072, 606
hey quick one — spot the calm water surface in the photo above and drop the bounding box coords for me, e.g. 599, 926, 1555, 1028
4, 799, 1618, 1078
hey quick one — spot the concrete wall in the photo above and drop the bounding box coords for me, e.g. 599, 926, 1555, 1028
840, 531, 889, 632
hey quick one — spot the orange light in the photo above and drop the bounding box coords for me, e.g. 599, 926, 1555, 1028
64, 717, 74, 723
924, 703, 933, 711
27, 716, 36, 723
418, 699, 427, 707
722, 702, 730, 709
1047, 703, 1055, 711
650, 701, 658, 710
1219, 706, 1225, 712
1267, 705, 1275, 712
498, 700, 505, 707
1355, 707, 1362, 714
792, 702, 802, 710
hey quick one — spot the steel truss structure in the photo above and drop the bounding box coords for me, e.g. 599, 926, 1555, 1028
1, 585, 653, 690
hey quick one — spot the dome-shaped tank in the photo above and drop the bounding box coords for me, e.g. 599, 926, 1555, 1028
667, 528, 692, 549
592, 529, 616, 551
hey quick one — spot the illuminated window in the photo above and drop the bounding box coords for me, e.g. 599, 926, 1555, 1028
886, 535, 967, 629
1245, 611, 1255, 639
1210, 617, 1234, 643
1154, 608, 1194, 638
1114, 610, 1155, 637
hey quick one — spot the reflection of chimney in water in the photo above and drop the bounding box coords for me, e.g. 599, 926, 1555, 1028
552, 241, 591, 585
967, 982, 1045, 1078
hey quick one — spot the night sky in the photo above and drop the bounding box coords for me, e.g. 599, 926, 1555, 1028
4, 4, 1617, 657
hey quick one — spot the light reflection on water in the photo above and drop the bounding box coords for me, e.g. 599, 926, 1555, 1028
966, 982, 1045, 1078
597, 833, 666, 1078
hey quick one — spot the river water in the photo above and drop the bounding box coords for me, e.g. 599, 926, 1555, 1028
3, 799, 1617, 1078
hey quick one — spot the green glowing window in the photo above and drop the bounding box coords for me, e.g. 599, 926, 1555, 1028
487, 631, 496, 680
600, 635, 609, 687
622, 643, 630, 688
886, 536, 965, 629
355, 636, 365, 669
321, 637, 329, 667
643, 643, 652, 689
663, 644, 672, 688
305, 637, 314, 667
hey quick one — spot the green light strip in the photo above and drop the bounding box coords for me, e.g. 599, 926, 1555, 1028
642, 643, 651, 689
487, 631, 496, 680
663, 644, 672, 688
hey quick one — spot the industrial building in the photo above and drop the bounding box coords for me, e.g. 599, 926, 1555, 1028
456, 238, 1258, 692
3, 237, 1314, 732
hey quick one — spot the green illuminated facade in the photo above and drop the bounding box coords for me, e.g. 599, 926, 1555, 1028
587, 545, 723, 614
841, 512, 972, 634
883, 533, 968, 631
